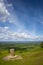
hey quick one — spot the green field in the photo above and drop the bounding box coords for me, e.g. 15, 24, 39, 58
0, 42, 43, 65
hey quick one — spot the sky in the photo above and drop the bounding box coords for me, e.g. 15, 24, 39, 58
0, 0, 43, 41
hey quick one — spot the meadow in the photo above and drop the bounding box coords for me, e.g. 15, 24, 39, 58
0, 42, 43, 65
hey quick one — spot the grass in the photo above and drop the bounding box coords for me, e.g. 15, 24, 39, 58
0, 47, 43, 65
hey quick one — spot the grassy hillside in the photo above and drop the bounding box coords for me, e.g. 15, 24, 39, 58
0, 42, 43, 65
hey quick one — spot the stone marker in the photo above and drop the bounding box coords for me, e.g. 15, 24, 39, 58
3, 49, 23, 61
10, 49, 15, 56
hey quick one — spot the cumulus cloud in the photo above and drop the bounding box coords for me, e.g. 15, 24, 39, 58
0, 0, 9, 15
0, 0, 43, 41
0, 26, 43, 41
0, 26, 9, 33
0, 0, 24, 31
0, 0, 10, 22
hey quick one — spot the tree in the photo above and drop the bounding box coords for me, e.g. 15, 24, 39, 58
40, 42, 43, 48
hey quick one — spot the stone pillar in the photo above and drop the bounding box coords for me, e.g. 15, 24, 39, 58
10, 49, 15, 56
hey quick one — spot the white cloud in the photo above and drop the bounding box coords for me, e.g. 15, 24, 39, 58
0, 27, 43, 41
0, 2, 9, 15
0, 0, 10, 22
0, 0, 24, 31
7, 4, 13, 7
0, 26, 9, 32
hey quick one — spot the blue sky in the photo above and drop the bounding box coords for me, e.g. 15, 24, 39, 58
0, 0, 43, 41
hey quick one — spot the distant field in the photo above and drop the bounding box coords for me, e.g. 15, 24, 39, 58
0, 42, 43, 65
